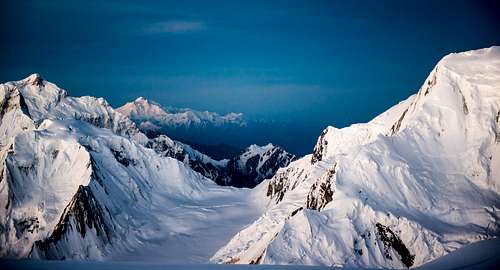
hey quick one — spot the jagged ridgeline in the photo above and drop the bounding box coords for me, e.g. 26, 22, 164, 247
148, 136, 296, 188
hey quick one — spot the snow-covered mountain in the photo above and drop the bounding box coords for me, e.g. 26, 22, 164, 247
0, 74, 264, 261
116, 97, 295, 188
116, 97, 254, 161
211, 47, 500, 268
117, 97, 246, 133
148, 137, 295, 188
224, 144, 297, 188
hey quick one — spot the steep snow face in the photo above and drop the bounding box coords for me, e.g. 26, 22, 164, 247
212, 47, 500, 268
147, 135, 232, 186
117, 97, 246, 130
0, 75, 263, 261
0, 127, 92, 257
225, 144, 296, 188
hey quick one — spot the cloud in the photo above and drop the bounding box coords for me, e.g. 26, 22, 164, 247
145, 20, 204, 34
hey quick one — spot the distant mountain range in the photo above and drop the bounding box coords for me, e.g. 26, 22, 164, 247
117, 96, 245, 134
117, 97, 254, 158
116, 97, 244, 156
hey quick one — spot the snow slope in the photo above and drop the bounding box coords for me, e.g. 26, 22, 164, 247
0, 74, 263, 261
2, 238, 499, 269
415, 237, 500, 270
212, 47, 500, 268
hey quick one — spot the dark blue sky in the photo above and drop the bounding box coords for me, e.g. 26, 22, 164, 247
1, 0, 499, 154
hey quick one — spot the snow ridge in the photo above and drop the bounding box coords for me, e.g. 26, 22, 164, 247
117, 97, 246, 130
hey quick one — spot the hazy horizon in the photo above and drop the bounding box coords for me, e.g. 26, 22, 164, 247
1, 0, 499, 154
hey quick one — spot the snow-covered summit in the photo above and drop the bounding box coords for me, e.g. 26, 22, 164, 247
23, 73, 45, 86
1, 73, 147, 144
117, 97, 246, 129
224, 143, 296, 188
212, 47, 500, 268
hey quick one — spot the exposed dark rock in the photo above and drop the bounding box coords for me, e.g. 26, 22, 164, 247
18, 91, 32, 118
495, 111, 500, 143
259, 148, 295, 179
423, 68, 437, 96
110, 148, 137, 167
291, 207, 303, 217
250, 251, 265, 264
354, 239, 363, 256
14, 217, 39, 238
266, 167, 306, 204
454, 87, 469, 115
51, 150, 59, 159
225, 145, 295, 188
376, 223, 415, 268
225, 155, 259, 188
0, 88, 32, 126
34, 185, 112, 259
306, 165, 336, 211
266, 169, 289, 203
461, 93, 469, 115
389, 108, 409, 135
311, 128, 329, 164
27, 74, 45, 87
148, 136, 295, 188
147, 137, 232, 186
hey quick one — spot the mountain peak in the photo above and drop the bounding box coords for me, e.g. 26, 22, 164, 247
24, 73, 44, 86
118, 98, 246, 128
134, 96, 148, 103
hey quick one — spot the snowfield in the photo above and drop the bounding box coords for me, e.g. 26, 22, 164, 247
0, 46, 499, 269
